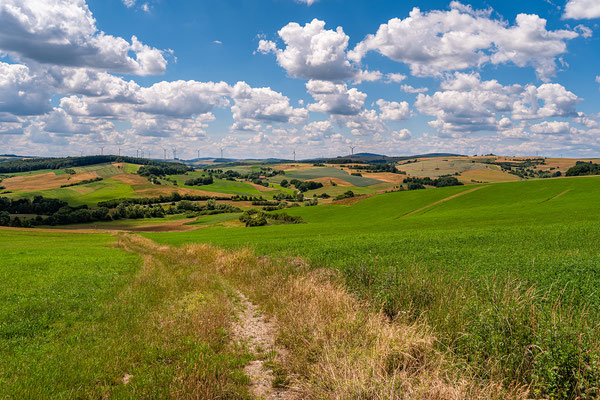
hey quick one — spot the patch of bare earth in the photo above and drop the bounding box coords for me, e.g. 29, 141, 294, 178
310, 177, 353, 186
112, 173, 149, 186
134, 187, 234, 198
248, 182, 277, 191
360, 172, 406, 184
332, 194, 373, 205
233, 291, 299, 400
3, 171, 99, 191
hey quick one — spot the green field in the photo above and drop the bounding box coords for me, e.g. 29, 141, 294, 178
4, 166, 600, 397
0, 230, 250, 399
146, 177, 600, 300
144, 176, 600, 397
0, 231, 138, 397
5, 178, 139, 206
72, 163, 122, 178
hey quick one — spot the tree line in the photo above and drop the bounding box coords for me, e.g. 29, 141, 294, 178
0, 155, 188, 174
403, 176, 464, 189
566, 162, 600, 176
97, 192, 230, 208
281, 179, 323, 192
239, 209, 305, 227
60, 177, 103, 188
184, 176, 214, 186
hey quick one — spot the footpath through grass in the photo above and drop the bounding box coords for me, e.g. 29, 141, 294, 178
145, 176, 600, 398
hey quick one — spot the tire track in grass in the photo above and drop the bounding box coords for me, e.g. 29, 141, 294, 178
539, 188, 571, 204
398, 185, 487, 219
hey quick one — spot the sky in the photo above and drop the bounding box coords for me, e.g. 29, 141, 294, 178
0, 0, 599, 159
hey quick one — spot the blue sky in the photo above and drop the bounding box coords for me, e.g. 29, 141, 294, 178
1, 0, 599, 158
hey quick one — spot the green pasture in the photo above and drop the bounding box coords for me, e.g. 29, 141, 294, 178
172, 172, 293, 198
0, 229, 249, 398
4, 178, 138, 206
146, 177, 600, 304
0, 231, 138, 397
145, 176, 600, 397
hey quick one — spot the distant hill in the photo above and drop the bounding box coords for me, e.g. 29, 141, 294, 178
352, 152, 386, 158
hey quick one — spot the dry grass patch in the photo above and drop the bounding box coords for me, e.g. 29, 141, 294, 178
3, 171, 99, 191
177, 243, 524, 399
112, 173, 150, 186
459, 168, 521, 183
248, 182, 276, 191
135, 186, 234, 198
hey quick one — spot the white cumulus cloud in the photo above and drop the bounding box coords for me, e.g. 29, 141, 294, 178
306, 80, 366, 115
349, 2, 579, 80
0, 0, 168, 75
257, 19, 365, 81
564, 0, 600, 19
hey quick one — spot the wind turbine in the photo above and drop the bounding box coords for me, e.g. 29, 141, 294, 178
100, 146, 105, 156
118, 148, 122, 157
293, 149, 296, 162
219, 147, 224, 159
136, 148, 140, 158
350, 145, 356, 156
161, 147, 167, 160
172, 148, 177, 160
197, 149, 201, 159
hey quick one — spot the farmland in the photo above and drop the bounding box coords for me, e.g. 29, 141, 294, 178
145, 175, 600, 398
2, 155, 600, 398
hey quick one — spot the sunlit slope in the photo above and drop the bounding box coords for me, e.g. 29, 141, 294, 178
145, 176, 600, 308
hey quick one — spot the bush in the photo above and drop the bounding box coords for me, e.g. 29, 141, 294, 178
239, 210, 304, 227
335, 190, 355, 200
407, 182, 425, 190
185, 176, 214, 186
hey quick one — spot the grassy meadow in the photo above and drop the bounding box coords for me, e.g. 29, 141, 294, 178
3, 156, 600, 398
144, 176, 600, 398
0, 231, 252, 399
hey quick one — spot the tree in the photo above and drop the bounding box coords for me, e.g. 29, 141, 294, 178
0, 211, 9, 226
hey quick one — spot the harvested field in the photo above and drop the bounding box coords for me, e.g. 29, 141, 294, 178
134, 187, 234, 198
360, 172, 406, 184
248, 182, 276, 191
3, 171, 99, 191
112, 173, 149, 186
459, 168, 521, 183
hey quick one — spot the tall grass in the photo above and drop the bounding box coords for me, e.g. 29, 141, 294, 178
179, 242, 523, 399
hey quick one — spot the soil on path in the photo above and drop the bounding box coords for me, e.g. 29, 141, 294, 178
232, 291, 298, 400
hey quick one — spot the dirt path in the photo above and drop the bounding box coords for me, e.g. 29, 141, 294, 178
399, 185, 487, 219
232, 291, 297, 400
